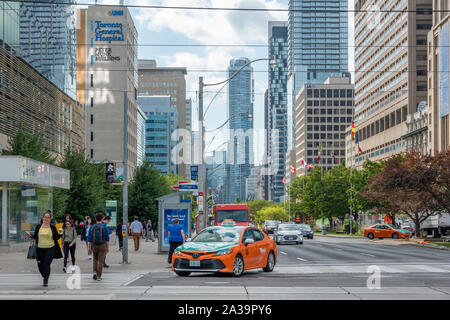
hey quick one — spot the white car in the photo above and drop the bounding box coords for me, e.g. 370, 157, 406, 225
275, 224, 303, 245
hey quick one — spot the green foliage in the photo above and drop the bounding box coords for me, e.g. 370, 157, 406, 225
128, 161, 172, 224
257, 206, 289, 222
4, 126, 56, 164
53, 148, 105, 221
247, 200, 274, 221
166, 173, 186, 187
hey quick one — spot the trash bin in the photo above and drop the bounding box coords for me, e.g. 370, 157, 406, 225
322, 225, 327, 235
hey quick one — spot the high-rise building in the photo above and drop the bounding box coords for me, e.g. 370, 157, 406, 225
20, 0, 77, 99
287, 0, 349, 156
267, 21, 289, 203
352, 0, 433, 168
427, 0, 450, 153
136, 105, 147, 167
226, 58, 254, 203
295, 76, 354, 175
0, 1, 19, 52
0, 45, 85, 159
138, 96, 178, 175
138, 60, 188, 177
76, 6, 139, 179
245, 167, 260, 201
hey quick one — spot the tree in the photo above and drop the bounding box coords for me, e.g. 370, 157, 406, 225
363, 154, 439, 236
53, 148, 105, 221
247, 200, 274, 222
257, 206, 289, 222
128, 162, 171, 224
4, 126, 56, 164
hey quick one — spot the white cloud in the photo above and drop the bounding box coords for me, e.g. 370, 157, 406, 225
133, 0, 287, 45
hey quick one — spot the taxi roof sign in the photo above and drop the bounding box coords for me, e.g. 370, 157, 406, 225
221, 219, 236, 226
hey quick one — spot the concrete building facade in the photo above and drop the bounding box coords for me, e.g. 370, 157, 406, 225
138, 60, 188, 177
352, 0, 433, 168
77, 6, 138, 180
427, 0, 450, 153
296, 76, 354, 176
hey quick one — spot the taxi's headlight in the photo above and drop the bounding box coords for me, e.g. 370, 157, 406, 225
214, 249, 233, 256
174, 250, 183, 256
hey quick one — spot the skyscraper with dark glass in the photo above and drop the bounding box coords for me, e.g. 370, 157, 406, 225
226, 58, 254, 203
287, 0, 349, 155
19, 0, 77, 99
267, 21, 288, 203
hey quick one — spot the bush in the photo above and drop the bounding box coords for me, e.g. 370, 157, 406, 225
343, 222, 358, 234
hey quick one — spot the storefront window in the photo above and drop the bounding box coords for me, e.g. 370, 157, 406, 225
7, 184, 52, 244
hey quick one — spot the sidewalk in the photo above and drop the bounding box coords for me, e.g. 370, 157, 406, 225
0, 234, 169, 274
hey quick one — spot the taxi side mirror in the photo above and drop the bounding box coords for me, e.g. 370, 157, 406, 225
244, 239, 255, 246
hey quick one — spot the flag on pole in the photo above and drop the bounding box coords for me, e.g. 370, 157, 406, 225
351, 122, 356, 140
289, 164, 296, 174
317, 143, 322, 163
282, 178, 285, 184
330, 151, 337, 163
306, 163, 315, 171
300, 158, 305, 166
356, 132, 363, 154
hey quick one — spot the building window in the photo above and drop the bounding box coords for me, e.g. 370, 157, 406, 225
90, 97, 94, 107
91, 115, 94, 124
90, 149, 94, 158
91, 132, 94, 141
90, 74, 93, 87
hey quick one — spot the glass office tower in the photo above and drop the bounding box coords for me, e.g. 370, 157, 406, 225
268, 22, 289, 203
287, 0, 349, 152
19, 0, 77, 99
226, 58, 254, 203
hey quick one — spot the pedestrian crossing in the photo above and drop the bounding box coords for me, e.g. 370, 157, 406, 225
272, 263, 450, 274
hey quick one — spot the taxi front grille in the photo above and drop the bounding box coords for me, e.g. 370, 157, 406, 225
174, 258, 226, 270
180, 251, 218, 258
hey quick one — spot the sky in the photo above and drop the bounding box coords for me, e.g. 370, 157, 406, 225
97, 0, 355, 165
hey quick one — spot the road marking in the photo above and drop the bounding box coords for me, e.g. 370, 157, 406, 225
280, 251, 287, 255
297, 257, 308, 261
359, 253, 376, 257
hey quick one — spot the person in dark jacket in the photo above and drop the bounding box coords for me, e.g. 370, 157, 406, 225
116, 221, 123, 250
26, 210, 62, 287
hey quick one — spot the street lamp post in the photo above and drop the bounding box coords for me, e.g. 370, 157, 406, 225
198, 57, 275, 229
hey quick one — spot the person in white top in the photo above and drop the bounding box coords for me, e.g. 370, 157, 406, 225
129, 216, 143, 251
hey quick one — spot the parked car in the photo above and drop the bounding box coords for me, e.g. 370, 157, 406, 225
298, 224, 314, 239
171, 222, 277, 277
400, 223, 415, 236
263, 220, 281, 235
364, 224, 412, 240
274, 224, 303, 245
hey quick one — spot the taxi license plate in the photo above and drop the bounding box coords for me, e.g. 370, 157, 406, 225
189, 260, 201, 267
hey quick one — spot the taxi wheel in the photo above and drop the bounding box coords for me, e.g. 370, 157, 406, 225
368, 233, 374, 240
392, 233, 399, 239
263, 251, 275, 272
175, 271, 191, 277
232, 255, 244, 277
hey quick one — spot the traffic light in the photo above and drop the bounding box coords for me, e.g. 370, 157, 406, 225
295, 216, 300, 224
105, 162, 115, 183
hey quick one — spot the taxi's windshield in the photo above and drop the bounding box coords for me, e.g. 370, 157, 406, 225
193, 227, 242, 243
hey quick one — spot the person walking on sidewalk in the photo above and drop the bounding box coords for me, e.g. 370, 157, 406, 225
142, 220, 147, 240
84, 217, 93, 260
167, 218, 185, 264
62, 220, 77, 273
146, 219, 155, 242
102, 215, 112, 268
116, 220, 124, 250
87, 213, 110, 281
26, 210, 63, 287
129, 216, 143, 251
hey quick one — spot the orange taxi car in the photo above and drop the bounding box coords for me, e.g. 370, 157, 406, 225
364, 224, 412, 240
171, 222, 277, 277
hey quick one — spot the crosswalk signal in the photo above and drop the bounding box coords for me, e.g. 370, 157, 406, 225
295, 216, 300, 224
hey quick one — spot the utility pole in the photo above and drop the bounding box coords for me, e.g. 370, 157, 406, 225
198, 77, 206, 230
122, 91, 128, 264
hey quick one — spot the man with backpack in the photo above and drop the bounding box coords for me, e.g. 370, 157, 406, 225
87, 213, 110, 281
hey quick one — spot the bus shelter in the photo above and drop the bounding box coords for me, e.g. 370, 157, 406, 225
157, 192, 192, 253
0, 156, 70, 252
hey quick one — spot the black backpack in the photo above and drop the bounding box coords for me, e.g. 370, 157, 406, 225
92, 224, 106, 245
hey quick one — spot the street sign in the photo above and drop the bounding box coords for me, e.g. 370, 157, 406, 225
178, 183, 198, 190
190, 165, 199, 181
171, 185, 179, 190
122, 225, 127, 237
198, 210, 204, 215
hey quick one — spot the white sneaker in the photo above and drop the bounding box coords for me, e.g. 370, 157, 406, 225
88, 255, 92, 260
71, 266, 76, 272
